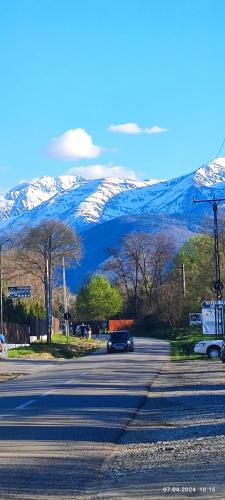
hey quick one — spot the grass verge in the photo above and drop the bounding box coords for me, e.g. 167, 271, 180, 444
8, 334, 104, 359
170, 326, 216, 361
133, 317, 214, 362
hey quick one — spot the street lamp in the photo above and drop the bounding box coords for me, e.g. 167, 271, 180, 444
0, 238, 11, 334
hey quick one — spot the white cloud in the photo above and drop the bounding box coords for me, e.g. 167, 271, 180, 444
67, 163, 138, 180
108, 122, 167, 135
145, 126, 167, 134
46, 128, 102, 160
108, 123, 142, 134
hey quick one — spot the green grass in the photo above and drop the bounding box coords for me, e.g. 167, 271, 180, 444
133, 318, 216, 362
170, 326, 218, 361
8, 333, 104, 359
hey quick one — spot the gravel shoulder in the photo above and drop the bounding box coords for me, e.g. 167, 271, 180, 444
96, 359, 225, 499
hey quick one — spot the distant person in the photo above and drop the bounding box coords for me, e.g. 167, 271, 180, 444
95, 324, 101, 340
101, 320, 107, 334
87, 324, 92, 340
80, 323, 87, 338
0, 331, 6, 359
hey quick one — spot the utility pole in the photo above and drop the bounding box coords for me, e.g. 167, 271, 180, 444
181, 263, 186, 297
193, 195, 225, 337
174, 264, 186, 297
62, 256, 69, 342
46, 235, 52, 344
0, 238, 11, 334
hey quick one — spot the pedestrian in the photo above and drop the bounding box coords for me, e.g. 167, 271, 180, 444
87, 324, 92, 340
0, 330, 6, 359
80, 323, 87, 339
95, 324, 101, 340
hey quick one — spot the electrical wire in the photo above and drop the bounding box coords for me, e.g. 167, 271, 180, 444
216, 137, 225, 158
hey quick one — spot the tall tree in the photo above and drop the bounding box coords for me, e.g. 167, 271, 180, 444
11, 220, 82, 342
173, 234, 214, 310
76, 275, 123, 321
104, 231, 175, 317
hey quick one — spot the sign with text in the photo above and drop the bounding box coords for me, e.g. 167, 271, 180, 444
8, 286, 32, 299
202, 300, 225, 308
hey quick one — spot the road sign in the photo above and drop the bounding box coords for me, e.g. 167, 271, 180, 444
8, 286, 32, 299
189, 312, 202, 326
202, 300, 225, 308
202, 301, 225, 335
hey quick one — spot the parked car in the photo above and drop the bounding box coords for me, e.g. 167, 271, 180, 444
107, 330, 134, 353
194, 339, 223, 359
75, 324, 88, 337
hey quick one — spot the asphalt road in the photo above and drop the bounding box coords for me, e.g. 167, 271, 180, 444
0, 338, 169, 499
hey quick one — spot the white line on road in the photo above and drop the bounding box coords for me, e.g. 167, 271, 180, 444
41, 390, 54, 397
15, 400, 36, 410
64, 372, 87, 385
64, 379, 75, 385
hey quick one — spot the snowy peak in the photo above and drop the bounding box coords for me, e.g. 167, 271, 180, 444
2, 156, 225, 230
194, 157, 225, 187
3, 174, 87, 218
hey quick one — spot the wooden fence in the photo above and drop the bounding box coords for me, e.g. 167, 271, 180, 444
4, 316, 60, 344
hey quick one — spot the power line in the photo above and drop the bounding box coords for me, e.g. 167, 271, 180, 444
216, 137, 225, 158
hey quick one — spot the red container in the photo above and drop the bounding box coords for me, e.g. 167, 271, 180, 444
108, 319, 135, 332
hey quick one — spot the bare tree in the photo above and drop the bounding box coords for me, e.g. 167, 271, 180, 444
155, 281, 185, 327
9, 220, 82, 342
104, 231, 175, 317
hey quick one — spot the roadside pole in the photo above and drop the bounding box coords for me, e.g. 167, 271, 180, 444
62, 256, 69, 342
193, 196, 225, 338
0, 238, 11, 334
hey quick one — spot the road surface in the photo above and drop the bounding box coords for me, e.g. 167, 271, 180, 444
0, 337, 169, 499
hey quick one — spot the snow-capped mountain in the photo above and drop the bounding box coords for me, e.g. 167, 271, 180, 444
194, 157, 225, 186
0, 175, 86, 220
1, 157, 225, 289
2, 176, 162, 231
2, 157, 225, 233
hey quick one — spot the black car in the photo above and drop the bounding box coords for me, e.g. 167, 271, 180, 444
107, 330, 134, 353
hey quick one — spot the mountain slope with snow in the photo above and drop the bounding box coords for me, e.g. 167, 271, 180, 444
1, 157, 225, 234
0, 175, 88, 220
3, 176, 163, 231
1, 157, 225, 290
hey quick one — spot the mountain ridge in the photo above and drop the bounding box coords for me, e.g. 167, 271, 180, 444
2, 157, 225, 230
1, 157, 225, 290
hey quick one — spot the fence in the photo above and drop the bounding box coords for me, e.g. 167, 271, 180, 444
4, 316, 60, 344
4, 322, 30, 344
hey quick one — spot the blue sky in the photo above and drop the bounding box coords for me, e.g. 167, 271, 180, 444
0, 0, 225, 190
